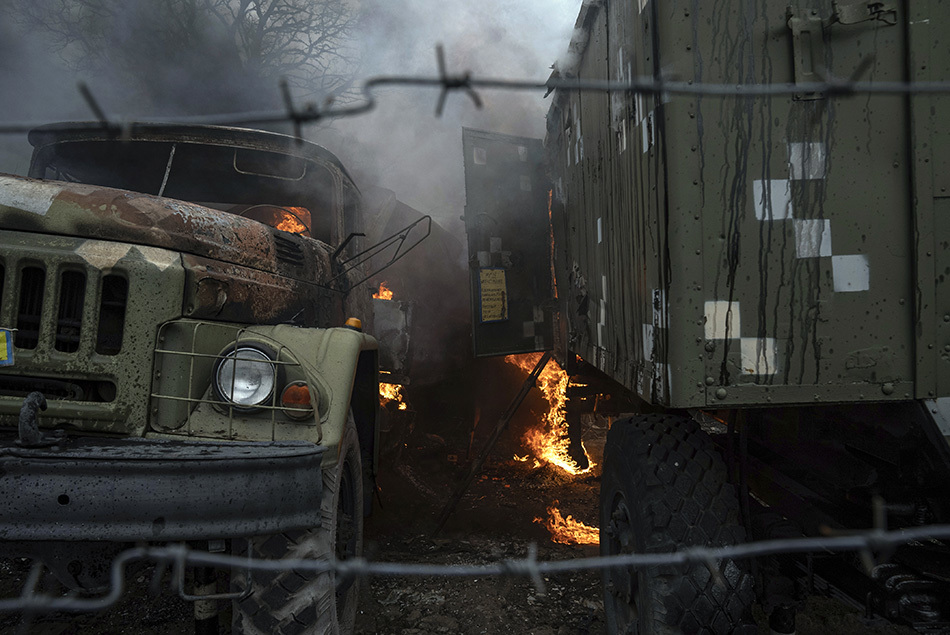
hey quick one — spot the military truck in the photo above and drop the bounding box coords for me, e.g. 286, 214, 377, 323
466, 1, 949, 632
0, 123, 401, 633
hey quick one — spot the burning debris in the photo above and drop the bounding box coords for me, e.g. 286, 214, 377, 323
504, 352, 594, 476
373, 281, 394, 300
236, 204, 313, 236
535, 500, 599, 546
379, 382, 408, 410
513, 454, 541, 468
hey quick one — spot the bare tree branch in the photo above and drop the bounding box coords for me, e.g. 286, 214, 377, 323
11, 0, 364, 112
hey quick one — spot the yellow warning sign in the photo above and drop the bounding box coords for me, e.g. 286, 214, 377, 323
0, 329, 12, 366
479, 268, 508, 322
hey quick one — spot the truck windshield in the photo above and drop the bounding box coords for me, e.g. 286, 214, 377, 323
29, 137, 335, 242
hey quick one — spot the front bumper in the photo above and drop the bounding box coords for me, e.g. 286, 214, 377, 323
0, 432, 325, 542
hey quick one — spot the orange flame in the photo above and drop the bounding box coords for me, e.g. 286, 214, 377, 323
274, 207, 311, 236
535, 501, 599, 545
374, 281, 394, 300
513, 454, 542, 468
379, 382, 408, 410
504, 352, 593, 475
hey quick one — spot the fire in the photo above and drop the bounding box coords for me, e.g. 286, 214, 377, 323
379, 382, 408, 410
504, 352, 593, 475
373, 281, 394, 300
513, 454, 541, 468
274, 207, 311, 236
535, 501, 599, 545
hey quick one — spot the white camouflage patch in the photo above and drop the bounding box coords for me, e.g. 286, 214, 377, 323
704, 300, 741, 340
740, 338, 778, 376
135, 246, 180, 272
832, 255, 870, 292
794, 219, 833, 258
75, 242, 132, 270
0, 176, 62, 216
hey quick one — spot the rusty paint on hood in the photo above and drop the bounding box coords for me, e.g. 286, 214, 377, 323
0, 173, 334, 284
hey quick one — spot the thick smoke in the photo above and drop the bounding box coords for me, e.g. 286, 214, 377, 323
0, 0, 583, 439
0, 0, 579, 230
0, 5, 89, 174
317, 0, 579, 236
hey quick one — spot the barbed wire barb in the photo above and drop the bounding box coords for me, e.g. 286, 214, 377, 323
434, 44, 483, 117
150, 556, 169, 597
704, 555, 727, 588
76, 82, 111, 129
499, 542, 546, 595
280, 77, 317, 144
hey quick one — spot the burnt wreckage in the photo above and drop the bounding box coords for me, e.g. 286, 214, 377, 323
464, 1, 950, 632
0, 123, 427, 633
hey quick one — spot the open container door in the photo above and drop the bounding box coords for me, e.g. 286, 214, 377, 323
462, 128, 554, 357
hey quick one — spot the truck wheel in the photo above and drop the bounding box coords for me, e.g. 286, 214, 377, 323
600, 413, 754, 634
234, 415, 363, 634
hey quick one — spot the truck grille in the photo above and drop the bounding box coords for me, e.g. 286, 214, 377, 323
0, 234, 181, 432
0, 374, 116, 402
4, 263, 129, 356
55, 270, 86, 353
15, 267, 45, 350
96, 275, 128, 356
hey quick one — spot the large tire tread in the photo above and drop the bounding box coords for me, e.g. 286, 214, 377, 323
233, 419, 362, 635
601, 413, 755, 634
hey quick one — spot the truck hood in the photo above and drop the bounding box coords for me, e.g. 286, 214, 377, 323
0, 173, 333, 281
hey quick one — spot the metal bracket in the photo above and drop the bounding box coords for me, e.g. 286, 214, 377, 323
831, 1, 897, 26
332, 231, 367, 261
787, 8, 827, 101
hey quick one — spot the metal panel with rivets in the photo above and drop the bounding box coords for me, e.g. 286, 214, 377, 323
547, 1, 936, 408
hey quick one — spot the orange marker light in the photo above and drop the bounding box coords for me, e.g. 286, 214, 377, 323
281, 381, 314, 420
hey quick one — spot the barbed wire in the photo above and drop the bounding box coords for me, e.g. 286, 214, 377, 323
1, 523, 949, 613
1, 44, 949, 136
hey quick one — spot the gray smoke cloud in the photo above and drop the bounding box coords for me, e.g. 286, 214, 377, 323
0, 0, 580, 231
0, 0, 582, 411
317, 0, 579, 236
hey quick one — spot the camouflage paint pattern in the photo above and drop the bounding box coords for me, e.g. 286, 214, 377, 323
547, 0, 944, 408
0, 228, 183, 435
0, 125, 377, 448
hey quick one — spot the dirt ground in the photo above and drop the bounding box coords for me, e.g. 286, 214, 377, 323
353, 409, 915, 635
354, 415, 608, 635
0, 363, 923, 634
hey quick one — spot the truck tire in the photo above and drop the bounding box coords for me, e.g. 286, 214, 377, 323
233, 415, 363, 634
600, 413, 755, 634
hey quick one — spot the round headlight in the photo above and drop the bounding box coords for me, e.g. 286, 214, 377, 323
214, 346, 276, 409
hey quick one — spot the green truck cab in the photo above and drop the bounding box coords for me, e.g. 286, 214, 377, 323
0, 123, 380, 633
